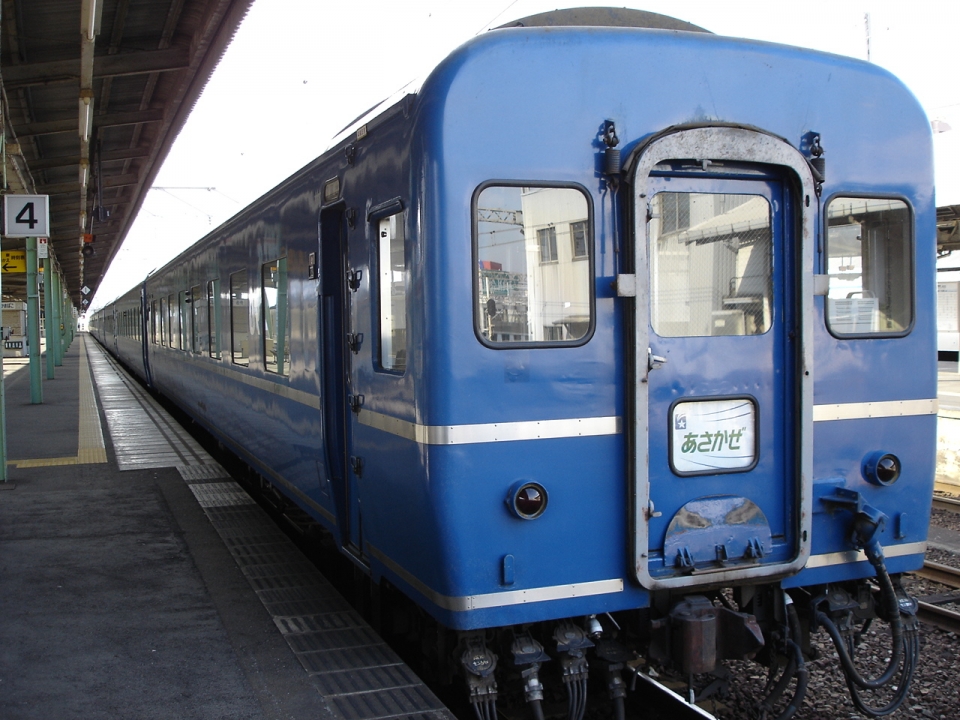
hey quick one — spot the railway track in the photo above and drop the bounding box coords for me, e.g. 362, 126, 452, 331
914, 559, 960, 633
932, 495, 960, 513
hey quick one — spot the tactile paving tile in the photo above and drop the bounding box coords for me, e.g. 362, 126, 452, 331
188, 482, 257, 508
177, 463, 231, 482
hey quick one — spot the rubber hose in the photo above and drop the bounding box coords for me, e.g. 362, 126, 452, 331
816, 557, 902, 690
761, 645, 798, 712
773, 640, 809, 720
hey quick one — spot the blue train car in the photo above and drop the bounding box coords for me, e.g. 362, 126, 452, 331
91, 10, 935, 718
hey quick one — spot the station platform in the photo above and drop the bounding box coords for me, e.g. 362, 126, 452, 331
0, 335, 453, 720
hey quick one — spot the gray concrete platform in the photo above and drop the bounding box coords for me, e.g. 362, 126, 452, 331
0, 336, 451, 720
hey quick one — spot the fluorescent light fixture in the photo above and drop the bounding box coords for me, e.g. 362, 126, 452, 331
79, 160, 89, 188
78, 95, 93, 142
932, 119, 952, 134
81, 0, 100, 41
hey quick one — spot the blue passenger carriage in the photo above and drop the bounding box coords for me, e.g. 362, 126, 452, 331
92, 10, 936, 718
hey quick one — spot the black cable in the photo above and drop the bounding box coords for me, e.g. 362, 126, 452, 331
817, 547, 919, 717
613, 695, 625, 720
579, 677, 589, 720
816, 561, 902, 690
530, 699, 545, 720
761, 645, 797, 712
842, 618, 918, 717
772, 640, 809, 720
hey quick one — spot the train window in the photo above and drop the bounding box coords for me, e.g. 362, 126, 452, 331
650, 192, 772, 338
825, 197, 912, 336
230, 270, 249, 366
179, 291, 190, 350
208, 279, 221, 359
151, 301, 157, 344
159, 297, 167, 346
167, 294, 177, 348
475, 185, 592, 345
378, 214, 407, 371
190, 285, 202, 354
262, 258, 290, 376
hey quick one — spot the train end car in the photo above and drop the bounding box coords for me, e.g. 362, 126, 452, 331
91, 10, 936, 719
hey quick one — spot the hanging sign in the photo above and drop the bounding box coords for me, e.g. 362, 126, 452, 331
3, 195, 50, 238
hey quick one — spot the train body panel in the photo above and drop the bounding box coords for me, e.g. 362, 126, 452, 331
90, 20, 935, 708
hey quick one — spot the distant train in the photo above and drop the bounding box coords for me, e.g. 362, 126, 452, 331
92, 9, 936, 719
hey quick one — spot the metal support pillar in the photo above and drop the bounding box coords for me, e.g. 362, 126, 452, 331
26, 238, 42, 403
52, 273, 63, 366
44, 260, 54, 379
0, 245, 7, 482
67, 303, 75, 348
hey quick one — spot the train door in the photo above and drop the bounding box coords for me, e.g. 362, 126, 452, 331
318, 204, 362, 555
628, 128, 815, 590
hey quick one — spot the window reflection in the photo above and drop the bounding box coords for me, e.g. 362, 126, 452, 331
476, 186, 591, 344
825, 197, 911, 335
650, 192, 772, 338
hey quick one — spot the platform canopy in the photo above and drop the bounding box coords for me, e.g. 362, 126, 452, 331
0, 0, 253, 310
939, 205, 960, 257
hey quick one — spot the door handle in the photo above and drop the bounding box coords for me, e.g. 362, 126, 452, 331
648, 347, 667, 371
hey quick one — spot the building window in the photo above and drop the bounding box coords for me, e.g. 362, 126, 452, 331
378, 214, 407, 371
475, 185, 593, 345
825, 197, 912, 336
230, 270, 249, 366
262, 258, 290, 375
538, 226, 558, 263
571, 220, 589, 258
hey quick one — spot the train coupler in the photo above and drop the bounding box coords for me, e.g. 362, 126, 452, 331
459, 636, 498, 720
510, 630, 550, 719
554, 622, 593, 720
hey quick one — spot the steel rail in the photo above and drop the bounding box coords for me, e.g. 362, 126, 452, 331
932, 495, 960, 513
915, 560, 960, 589
917, 600, 960, 634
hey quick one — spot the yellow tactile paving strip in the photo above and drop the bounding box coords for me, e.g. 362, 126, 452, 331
9, 336, 107, 468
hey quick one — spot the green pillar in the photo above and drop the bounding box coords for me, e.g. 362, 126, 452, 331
52, 272, 63, 367
44, 260, 54, 379
26, 238, 42, 404
0, 250, 7, 482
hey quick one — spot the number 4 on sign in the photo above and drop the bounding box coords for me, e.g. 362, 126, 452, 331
3, 195, 50, 238
16, 202, 38, 229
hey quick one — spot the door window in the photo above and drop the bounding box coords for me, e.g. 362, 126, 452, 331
378, 214, 406, 372
650, 192, 772, 338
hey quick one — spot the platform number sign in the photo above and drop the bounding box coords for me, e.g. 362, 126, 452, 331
3, 194, 50, 238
